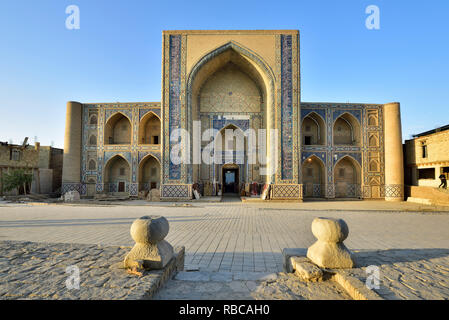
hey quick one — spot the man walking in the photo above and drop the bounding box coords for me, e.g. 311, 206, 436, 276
438, 173, 447, 189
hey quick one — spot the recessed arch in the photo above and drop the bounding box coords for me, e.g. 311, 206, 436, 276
333, 112, 361, 146
213, 124, 247, 165
89, 135, 97, 146
334, 155, 362, 198
302, 112, 326, 145
369, 159, 380, 172
88, 159, 96, 170
89, 114, 98, 125
186, 41, 276, 184
104, 154, 131, 194
368, 114, 378, 126
139, 154, 161, 191
104, 112, 132, 145
369, 134, 379, 147
139, 111, 161, 145
302, 155, 326, 198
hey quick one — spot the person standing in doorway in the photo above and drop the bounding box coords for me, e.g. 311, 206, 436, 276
438, 173, 447, 189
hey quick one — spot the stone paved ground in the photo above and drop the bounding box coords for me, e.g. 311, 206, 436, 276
1, 199, 449, 299
153, 271, 351, 300
0, 200, 448, 273
347, 249, 449, 300
0, 241, 154, 300
0, 240, 351, 300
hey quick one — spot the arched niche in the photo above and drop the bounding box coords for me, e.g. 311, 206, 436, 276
369, 159, 380, 172
213, 124, 246, 185
369, 134, 379, 147
139, 112, 161, 145
139, 154, 161, 191
334, 156, 361, 198
333, 113, 361, 146
302, 155, 325, 198
89, 114, 98, 125
89, 135, 97, 146
104, 113, 131, 145
88, 159, 96, 170
215, 124, 246, 153
302, 112, 325, 145
104, 155, 130, 193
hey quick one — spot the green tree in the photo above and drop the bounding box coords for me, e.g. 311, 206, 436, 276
3, 169, 33, 195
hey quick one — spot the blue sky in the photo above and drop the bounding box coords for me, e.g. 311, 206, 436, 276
0, 0, 448, 148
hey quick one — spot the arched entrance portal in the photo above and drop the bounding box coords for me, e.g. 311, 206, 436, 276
302, 156, 325, 198
187, 41, 276, 184
104, 155, 131, 194
334, 156, 361, 198
222, 163, 239, 194
139, 154, 161, 191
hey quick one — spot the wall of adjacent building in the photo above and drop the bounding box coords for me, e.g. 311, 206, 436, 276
404, 129, 449, 187
0, 143, 40, 195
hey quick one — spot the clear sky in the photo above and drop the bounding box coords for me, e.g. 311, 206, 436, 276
0, 0, 448, 148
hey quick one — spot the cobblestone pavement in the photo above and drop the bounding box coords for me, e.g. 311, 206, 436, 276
0, 200, 448, 273
0, 240, 158, 300
0, 240, 351, 300
153, 271, 350, 300
347, 249, 449, 300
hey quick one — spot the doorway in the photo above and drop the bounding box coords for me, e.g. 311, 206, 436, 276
223, 168, 239, 194
118, 182, 125, 192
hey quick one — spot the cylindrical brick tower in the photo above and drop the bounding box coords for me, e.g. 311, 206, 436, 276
62, 101, 83, 192
383, 102, 404, 201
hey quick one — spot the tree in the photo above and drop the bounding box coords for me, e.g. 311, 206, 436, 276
3, 169, 33, 195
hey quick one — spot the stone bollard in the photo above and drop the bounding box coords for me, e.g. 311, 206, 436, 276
306, 217, 355, 269
124, 215, 174, 270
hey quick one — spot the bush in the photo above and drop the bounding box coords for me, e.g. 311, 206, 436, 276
3, 169, 33, 195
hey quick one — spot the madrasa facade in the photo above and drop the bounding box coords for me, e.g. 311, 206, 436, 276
61, 30, 404, 201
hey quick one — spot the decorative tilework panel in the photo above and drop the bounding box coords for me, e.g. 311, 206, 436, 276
280, 35, 293, 180
332, 109, 362, 124
161, 184, 191, 198
168, 35, 182, 180
271, 184, 301, 199
301, 109, 326, 122
212, 119, 250, 132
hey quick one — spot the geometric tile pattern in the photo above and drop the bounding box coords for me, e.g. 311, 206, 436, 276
168, 34, 182, 180
275, 34, 300, 185
384, 184, 404, 198
280, 34, 294, 181
161, 184, 191, 199
271, 184, 302, 200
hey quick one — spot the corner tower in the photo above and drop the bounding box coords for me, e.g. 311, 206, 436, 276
383, 102, 404, 201
62, 101, 83, 193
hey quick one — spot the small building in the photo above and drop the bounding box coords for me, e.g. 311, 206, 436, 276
404, 125, 449, 188
0, 141, 63, 196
